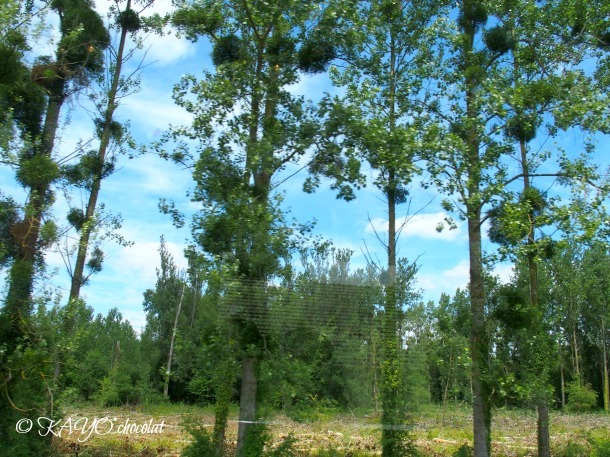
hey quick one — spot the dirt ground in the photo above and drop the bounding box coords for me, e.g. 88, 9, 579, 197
52, 404, 610, 456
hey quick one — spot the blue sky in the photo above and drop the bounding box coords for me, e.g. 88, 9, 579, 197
7, 0, 609, 332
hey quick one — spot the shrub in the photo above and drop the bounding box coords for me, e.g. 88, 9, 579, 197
593, 439, 610, 457
181, 425, 218, 457
566, 381, 598, 412
181, 420, 297, 457
453, 444, 473, 457
95, 376, 121, 406
556, 441, 590, 457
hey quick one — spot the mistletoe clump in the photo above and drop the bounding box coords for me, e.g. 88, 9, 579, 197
297, 37, 336, 74
484, 26, 515, 54
118, 8, 141, 32
212, 34, 243, 66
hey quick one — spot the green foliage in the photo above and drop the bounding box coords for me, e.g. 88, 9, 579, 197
506, 114, 538, 143
60, 307, 149, 405
51, 0, 110, 74
241, 423, 298, 457
181, 420, 297, 457
566, 381, 598, 412
267, 35, 295, 66
62, 150, 117, 189
96, 373, 122, 406
267, 434, 298, 457
94, 118, 123, 142
0, 312, 58, 456
453, 444, 473, 457
259, 356, 314, 411
40, 220, 58, 246
458, 1, 488, 30
297, 37, 335, 74
592, 439, 610, 457
171, 2, 223, 41
181, 421, 219, 457
556, 441, 590, 457
483, 25, 514, 54
487, 188, 549, 250
404, 344, 431, 412
85, 246, 104, 274
212, 33, 243, 66
0, 193, 19, 267
67, 207, 86, 230
242, 423, 269, 457
117, 8, 140, 32
15, 154, 60, 187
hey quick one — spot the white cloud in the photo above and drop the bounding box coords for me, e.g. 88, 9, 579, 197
287, 72, 337, 100
366, 212, 463, 241
140, 31, 196, 67
120, 308, 148, 334
91, 0, 195, 67
135, 0, 199, 66
108, 154, 191, 197
443, 259, 470, 280
111, 238, 187, 285
417, 260, 514, 303
120, 87, 193, 136
416, 259, 469, 300
491, 263, 514, 283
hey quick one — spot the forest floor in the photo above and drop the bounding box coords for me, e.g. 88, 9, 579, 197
52, 403, 610, 456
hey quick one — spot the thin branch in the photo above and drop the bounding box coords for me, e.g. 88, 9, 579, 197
505, 172, 606, 191
367, 214, 388, 250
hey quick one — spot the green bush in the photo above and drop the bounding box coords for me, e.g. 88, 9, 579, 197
181, 424, 218, 457
593, 439, 610, 457
556, 441, 590, 457
453, 444, 473, 457
95, 375, 121, 406
134, 380, 167, 405
566, 381, 598, 412
266, 433, 298, 457
310, 450, 373, 457
180, 419, 297, 457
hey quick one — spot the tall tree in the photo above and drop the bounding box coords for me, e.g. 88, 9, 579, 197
310, 2, 448, 452
0, 3, 107, 454
582, 244, 610, 412
142, 237, 187, 396
484, 2, 592, 453
424, 2, 506, 452
426, 1, 608, 454
66, 0, 148, 304
167, 1, 336, 453
2, 0, 109, 349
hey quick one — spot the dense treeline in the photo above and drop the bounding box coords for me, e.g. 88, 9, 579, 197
1, 0, 610, 456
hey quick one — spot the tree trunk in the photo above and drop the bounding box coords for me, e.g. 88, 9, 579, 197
560, 356, 566, 408
164, 284, 184, 399
381, 171, 404, 456
4, 86, 65, 349
460, 2, 491, 452
380, 22, 412, 452
572, 320, 580, 381
602, 318, 609, 412
537, 403, 550, 457
468, 214, 491, 457
236, 356, 258, 457
69, 3, 130, 303
213, 358, 233, 456
519, 134, 551, 457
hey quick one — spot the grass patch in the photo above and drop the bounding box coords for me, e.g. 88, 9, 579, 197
51, 402, 610, 456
